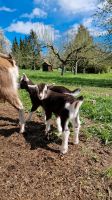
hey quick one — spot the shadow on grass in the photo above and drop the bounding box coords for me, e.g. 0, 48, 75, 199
30, 74, 112, 88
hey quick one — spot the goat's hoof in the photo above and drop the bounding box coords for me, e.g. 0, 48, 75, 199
60, 147, 68, 154
57, 132, 62, 137
19, 129, 25, 134
73, 140, 79, 145
19, 125, 25, 133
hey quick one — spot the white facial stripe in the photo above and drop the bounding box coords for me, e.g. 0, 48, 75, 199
39, 92, 43, 99
28, 85, 37, 89
39, 85, 48, 99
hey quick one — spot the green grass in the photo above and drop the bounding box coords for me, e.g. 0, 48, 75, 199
103, 167, 112, 178
19, 69, 112, 144
20, 69, 112, 88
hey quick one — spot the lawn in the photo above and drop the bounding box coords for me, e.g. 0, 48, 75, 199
19, 69, 112, 144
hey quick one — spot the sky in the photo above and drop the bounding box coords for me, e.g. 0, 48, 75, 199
0, 0, 106, 45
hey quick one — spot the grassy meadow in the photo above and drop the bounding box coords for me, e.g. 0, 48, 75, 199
19, 69, 112, 144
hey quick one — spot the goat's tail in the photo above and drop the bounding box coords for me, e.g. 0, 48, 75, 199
65, 88, 81, 97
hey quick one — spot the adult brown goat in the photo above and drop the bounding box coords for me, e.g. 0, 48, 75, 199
0, 53, 25, 133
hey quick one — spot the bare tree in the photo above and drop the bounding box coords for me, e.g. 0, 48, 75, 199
46, 44, 86, 75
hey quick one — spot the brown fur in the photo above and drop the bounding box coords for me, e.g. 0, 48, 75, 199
0, 54, 14, 68
0, 53, 25, 133
0, 54, 20, 108
0, 66, 12, 89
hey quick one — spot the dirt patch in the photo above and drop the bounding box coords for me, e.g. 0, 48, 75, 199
0, 103, 112, 200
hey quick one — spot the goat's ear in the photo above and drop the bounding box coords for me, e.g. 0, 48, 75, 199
47, 83, 55, 88
23, 73, 29, 81
23, 73, 26, 77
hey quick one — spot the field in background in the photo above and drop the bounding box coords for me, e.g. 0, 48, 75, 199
19, 70, 112, 144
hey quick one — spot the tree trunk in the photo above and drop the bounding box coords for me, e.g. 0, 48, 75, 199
75, 59, 81, 75
32, 62, 36, 70
61, 65, 65, 76
75, 61, 78, 75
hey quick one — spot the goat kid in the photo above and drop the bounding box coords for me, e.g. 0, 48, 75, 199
0, 53, 25, 133
32, 83, 83, 154
19, 74, 42, 121
20, 74, 81, 122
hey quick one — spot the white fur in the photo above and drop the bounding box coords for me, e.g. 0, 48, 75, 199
71, 114, 81, 144
40, 85, 48, 100
65, 102, 70, 109
45, 119, 51, 133
56, 117, 62, 135
45, 119, 51, 140
9, 65, 19, 90
65, 89, 80, 97
19, 108, 25, 133
28, 85, 37, 89
60, 120, 70, 154
69, 100, 83, 119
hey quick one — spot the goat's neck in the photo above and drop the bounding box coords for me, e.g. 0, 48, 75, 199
27, 86, 35, 95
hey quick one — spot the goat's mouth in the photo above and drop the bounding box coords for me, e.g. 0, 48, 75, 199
19, 84, 24, 89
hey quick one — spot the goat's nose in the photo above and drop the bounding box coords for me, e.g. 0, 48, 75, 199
39, 95, 42, 100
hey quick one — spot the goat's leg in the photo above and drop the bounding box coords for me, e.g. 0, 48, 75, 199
6, 92, 25, 133
71, 113, 80, 144
19, 108, 25, 133
56, 117, 62, 136
45, 111, 52, 139
60, 119, 70, 154
41, 108, 46, 123
26, 104, 38, 122
27, 111, 33, 122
